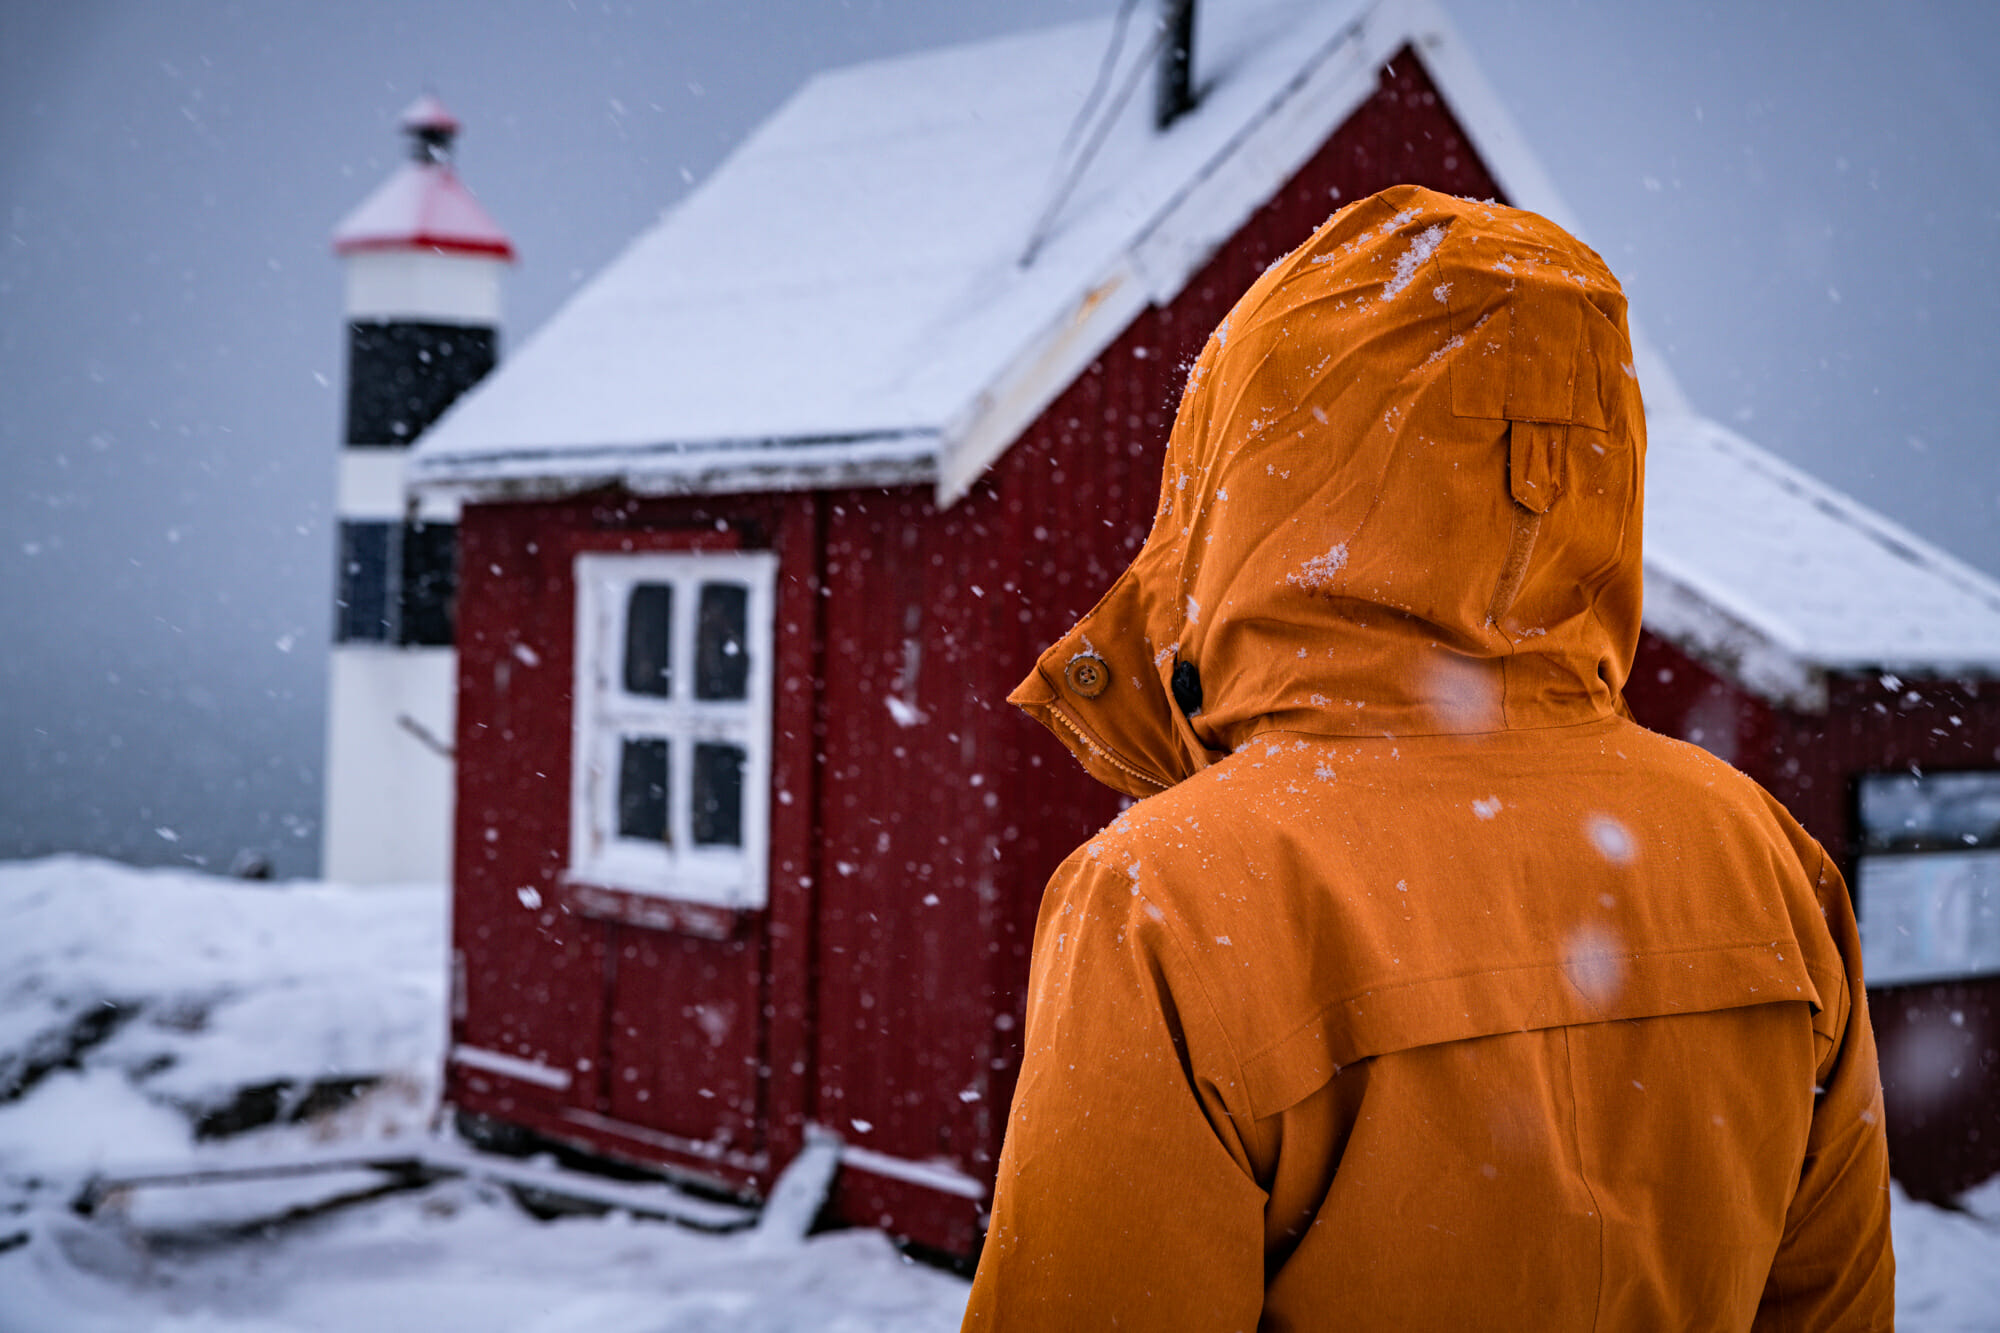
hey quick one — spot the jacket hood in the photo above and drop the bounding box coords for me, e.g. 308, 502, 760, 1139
1012, 185, 1647, 797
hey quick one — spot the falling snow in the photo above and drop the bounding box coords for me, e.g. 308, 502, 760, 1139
1585, 813, 1637, 866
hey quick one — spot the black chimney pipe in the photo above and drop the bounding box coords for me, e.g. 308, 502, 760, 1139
1155, 0, 1196, 130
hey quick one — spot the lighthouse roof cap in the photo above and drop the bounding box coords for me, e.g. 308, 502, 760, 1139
332, 164, 515, 260
400, 93, 461, 136
332, 99, 514, 261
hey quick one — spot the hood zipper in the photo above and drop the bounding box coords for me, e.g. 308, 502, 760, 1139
1045, 704, 1170, 793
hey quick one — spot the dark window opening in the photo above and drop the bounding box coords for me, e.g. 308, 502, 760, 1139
624, 584, 674, 697
335, 521, 392, 643
695, 583, 750, 700
618, 738, 670, 843
692, 743, 745, 847
400, 520, 457, 647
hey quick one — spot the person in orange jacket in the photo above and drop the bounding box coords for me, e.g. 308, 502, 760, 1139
964, 184, 1894, 1330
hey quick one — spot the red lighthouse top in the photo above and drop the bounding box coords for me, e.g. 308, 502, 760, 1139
333, 95, 516, 261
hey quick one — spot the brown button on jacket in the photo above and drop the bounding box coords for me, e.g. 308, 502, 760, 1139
964, 185, 1893, 1330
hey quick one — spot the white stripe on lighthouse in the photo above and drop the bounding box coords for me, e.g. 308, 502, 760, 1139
345, 250, 503, 324
338, 451, 410, 520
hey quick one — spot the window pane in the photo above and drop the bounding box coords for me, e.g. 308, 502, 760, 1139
1859, 771, 2000, 852
399, 519, 457, 648
624, 584, 674, 697
1857, 852, 2000, 984
618, 737, 670, 843
335, 521, 392, 643
692, 743, 746, 847
695, 583, 750, 700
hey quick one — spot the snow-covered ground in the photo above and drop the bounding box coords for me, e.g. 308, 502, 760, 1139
0, 857, 967, 1331
1, 855, 1996, 1331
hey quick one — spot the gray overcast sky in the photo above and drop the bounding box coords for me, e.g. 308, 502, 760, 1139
3, 1, 1997, 877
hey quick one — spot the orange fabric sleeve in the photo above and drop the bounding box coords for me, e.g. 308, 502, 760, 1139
963, 851, 1268, 1331
1753, 852, 1896, 1331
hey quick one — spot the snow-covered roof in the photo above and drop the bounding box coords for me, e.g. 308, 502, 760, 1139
1644, 413, 2000, 706
410, 0, 1417, 501
406, 0, 2000, 697
333, 97, 515, 261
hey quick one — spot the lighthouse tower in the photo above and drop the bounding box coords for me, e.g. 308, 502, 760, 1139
324, 95, 514, 884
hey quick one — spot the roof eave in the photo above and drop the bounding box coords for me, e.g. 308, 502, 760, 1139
934, 260, 1153, 507
1640, 560, 1828, 713
408, 430, 942, 505
933, 4, 1403, 508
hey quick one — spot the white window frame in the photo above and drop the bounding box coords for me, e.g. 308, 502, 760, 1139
1856, 851, 2000, 986
568, 549, 778, 910
1855, 768, 2000, 985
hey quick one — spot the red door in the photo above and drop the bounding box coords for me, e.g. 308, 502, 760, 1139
557, 534, 780, 1179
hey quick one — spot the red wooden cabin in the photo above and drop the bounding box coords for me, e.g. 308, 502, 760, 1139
411, 1, 2000, 1253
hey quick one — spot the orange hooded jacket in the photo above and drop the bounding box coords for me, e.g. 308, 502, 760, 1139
963, 186, 1893, 1330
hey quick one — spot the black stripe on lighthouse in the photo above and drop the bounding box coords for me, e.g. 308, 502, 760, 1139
345, 320, 497, 446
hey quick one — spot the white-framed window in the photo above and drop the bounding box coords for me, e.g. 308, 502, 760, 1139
1855, 770, 2000, 986
569, 550, 778, 910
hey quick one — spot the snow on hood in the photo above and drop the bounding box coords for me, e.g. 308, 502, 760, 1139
1012, 185, 1646, 796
